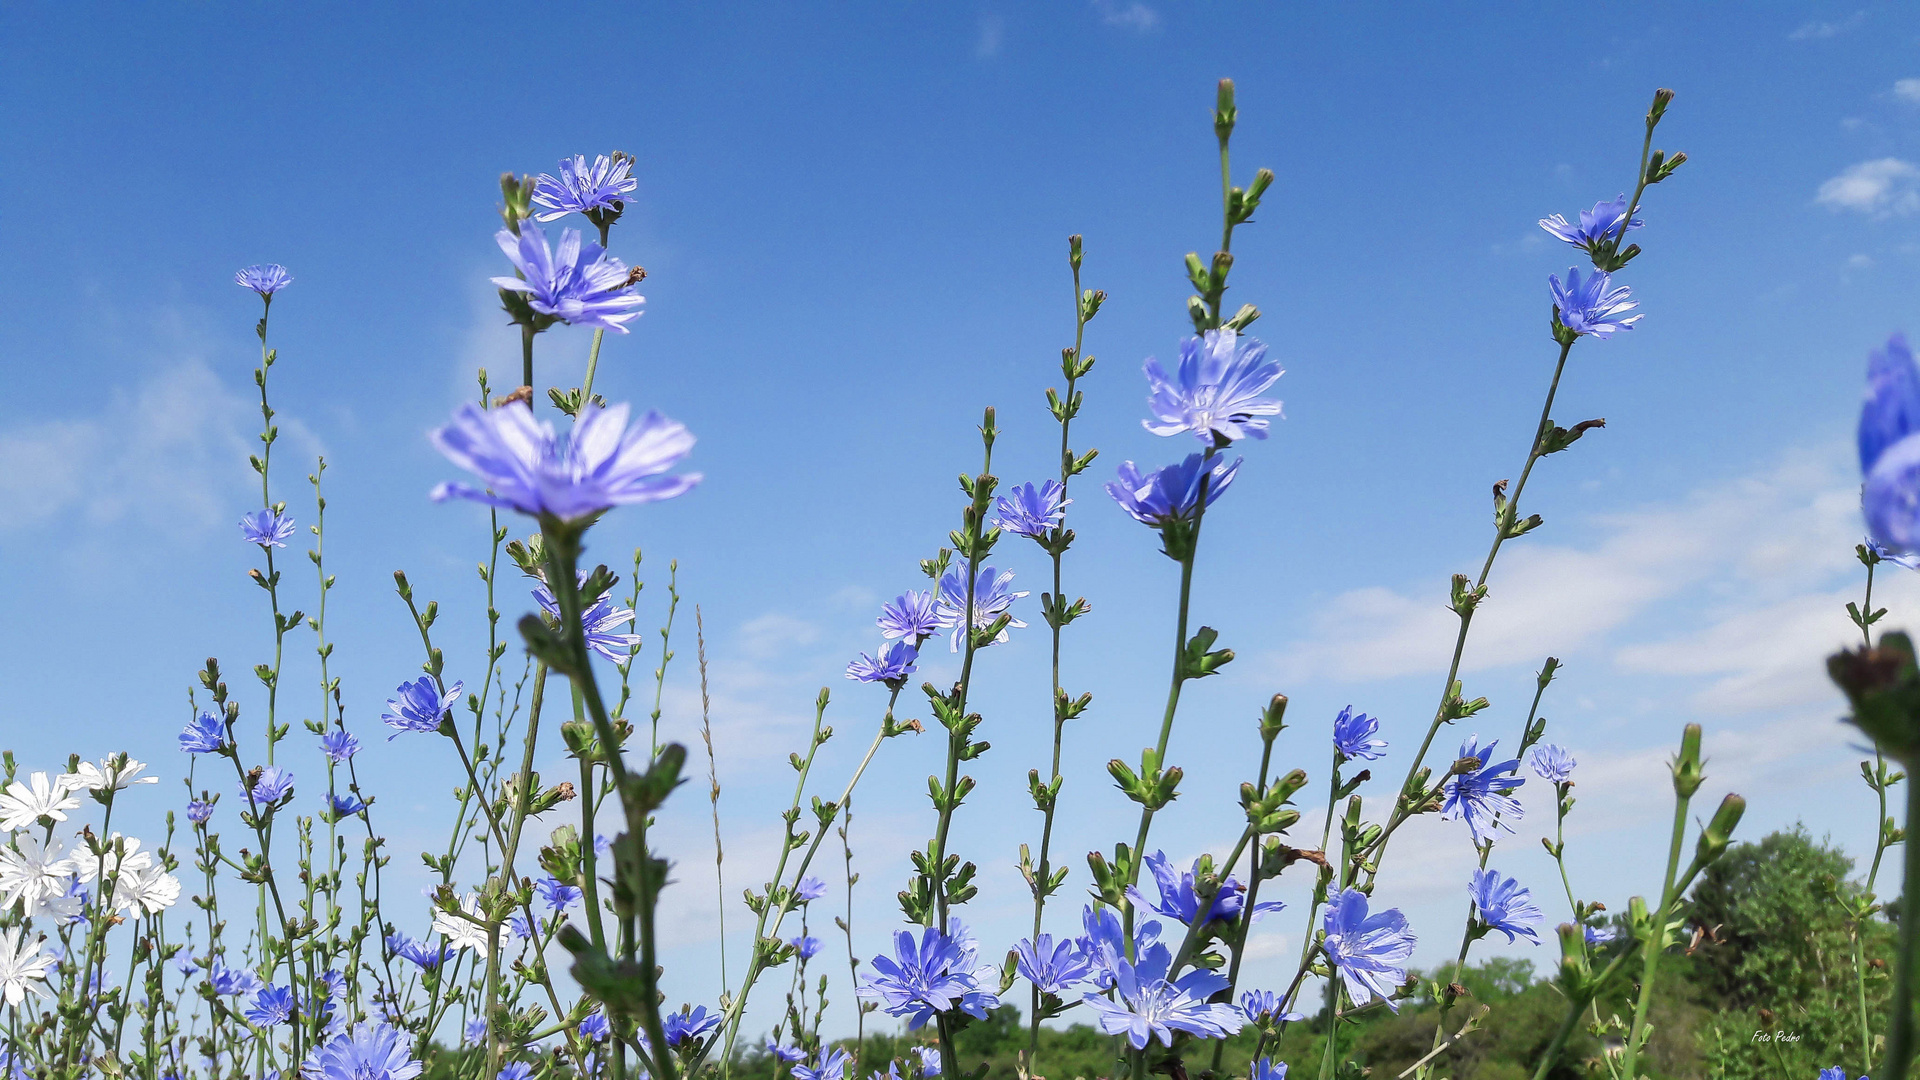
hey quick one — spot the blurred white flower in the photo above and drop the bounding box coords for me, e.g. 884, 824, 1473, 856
0, 773, 80, 832
0, 927, 54, 1006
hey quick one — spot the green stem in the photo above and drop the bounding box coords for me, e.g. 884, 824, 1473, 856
1619, 781, 1693, 1080
522, 324, 536, 390
1885, 776, 1920, 1080
583, 328, 607, 406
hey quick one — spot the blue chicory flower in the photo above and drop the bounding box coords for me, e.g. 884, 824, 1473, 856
992, 480, 1069, 539
241, 766, 295, 806
912, 1046, 941, 1077
180, 712, 228, 754
1538, 195, 1643, 255
1584, 924, 1617, 947
235, 264, 293, 297
430, 401, 699, 522
1869, 536, 1920, 570
381, 677, 464, 739
534, 876, 582, 913
662, 1004, 722, 1047
878, 590, 942, 641
301, 1022, 423, 1080
531, 155, 638, 223
576, 1010, 610, 1041
1142, 329, 1284, 444
1332, 706, 1387, 762
846, 640, 919, 683
1322, 888, 1415, 1011
1080, 938, 1244, 1049
240, 508, 296, 549
1468, 869, 1544, 944
208, 960, 263, 997
320, 970, 348, 999
385, 931, 442, 971
1860, 336, 1920, 553
186, 800, 214, 824
1076, 904, 1165, 992
790, 935, 823, 960
319, 728, 361, 763
533, 577, 643, 664
765, 1040, 808, 1063
1127, 851, 1281, 926
1441, 736, 1524, 845
1014, 933, 1093, 996
1238, 989, 1304, 1025
795, 876, 829, 902
794, 1048, 852, 1080
326, 792, 368, 818
497, 1064, 532, 1080
492, 223, 644, 333
1250, 1059, 1289, 1080
1107, 454, 1241, 527
1530, 744, 1576, 784
858, 923, 1000, 1030
245, 984, 297, 1026
1549, 267, 1641, 339
933, 566, 1027, 652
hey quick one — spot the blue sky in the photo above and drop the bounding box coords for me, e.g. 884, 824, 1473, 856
4, 0, 1920, 1040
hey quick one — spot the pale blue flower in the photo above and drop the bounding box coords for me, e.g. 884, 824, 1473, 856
1869, 537, 1920, 571
534, 876, 581, 912
1142, 329, 1284, 444
1469, 869, 1544, 944
993, 480, 1069, 539
235, 264, 293, 297
933, 566, 1027, 652
1080, 938, 1243, 1049
1238, 989, 1304, 1025
180, 712, 228, 754
534, 578, 643, 663
381, 677, 463, 738
240, 766, 294, 805
1332, 706, 1386, 761
464, 1018, 489, 1047
319, 729, 360, 763
431, 401, 699, 522
858, 923, 999, 1030
301, 1022, 423, 1080
1250, 1059, 1289, 1080
878, 591, 941, 641
325, 792, 368, 818
578, 1011, 610, 1041
532, 155, 638, 223
1584, 924, 1617, 947
1538, 195, 1642, 254
913, 1046, 941, 1077
1322, 888, 1415, 1011
794, 1048, 852, 1080
789, 935, 823, 960
1549, 267, 1641, 338
1107, 454, 1241, 527
240, 509, 296, 548
1530, 744, 1576, 784
1860, 336, 1920, 553
187, 799, 214, 824
1076, 904, 1164, 992
1441, 736, 1524, 845
1127, 851, 1280, 926
847, 640, 918, 683
208, 960, 262, 997
385, 931, 442, 971
245, 984, 297, 1026
662, 1005, 722, 1047
492, 223, 644, 333
795, 876, 829, 902
1014, 933, 1093, 996
498, 1064, 533, 1080
765, 1041, 807, 1064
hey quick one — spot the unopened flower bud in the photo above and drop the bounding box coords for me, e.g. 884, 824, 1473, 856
1670, 723, 1704, 798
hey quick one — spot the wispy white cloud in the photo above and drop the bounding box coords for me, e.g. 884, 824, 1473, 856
0, 357, 306, 542
1092, 0, 1159, 32
1789, 11, 1864, 39
1818, 158, 1920, 216
1263, 448, 1870, 687
1895, 79, 1920, 105
975, 12, 1004, 59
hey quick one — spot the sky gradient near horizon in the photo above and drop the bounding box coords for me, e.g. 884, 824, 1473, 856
4, 0, 1920, 1041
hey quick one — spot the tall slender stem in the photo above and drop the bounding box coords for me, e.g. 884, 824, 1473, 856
1618, 780, 1692, 1080
1885, 776, 1920, 1080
